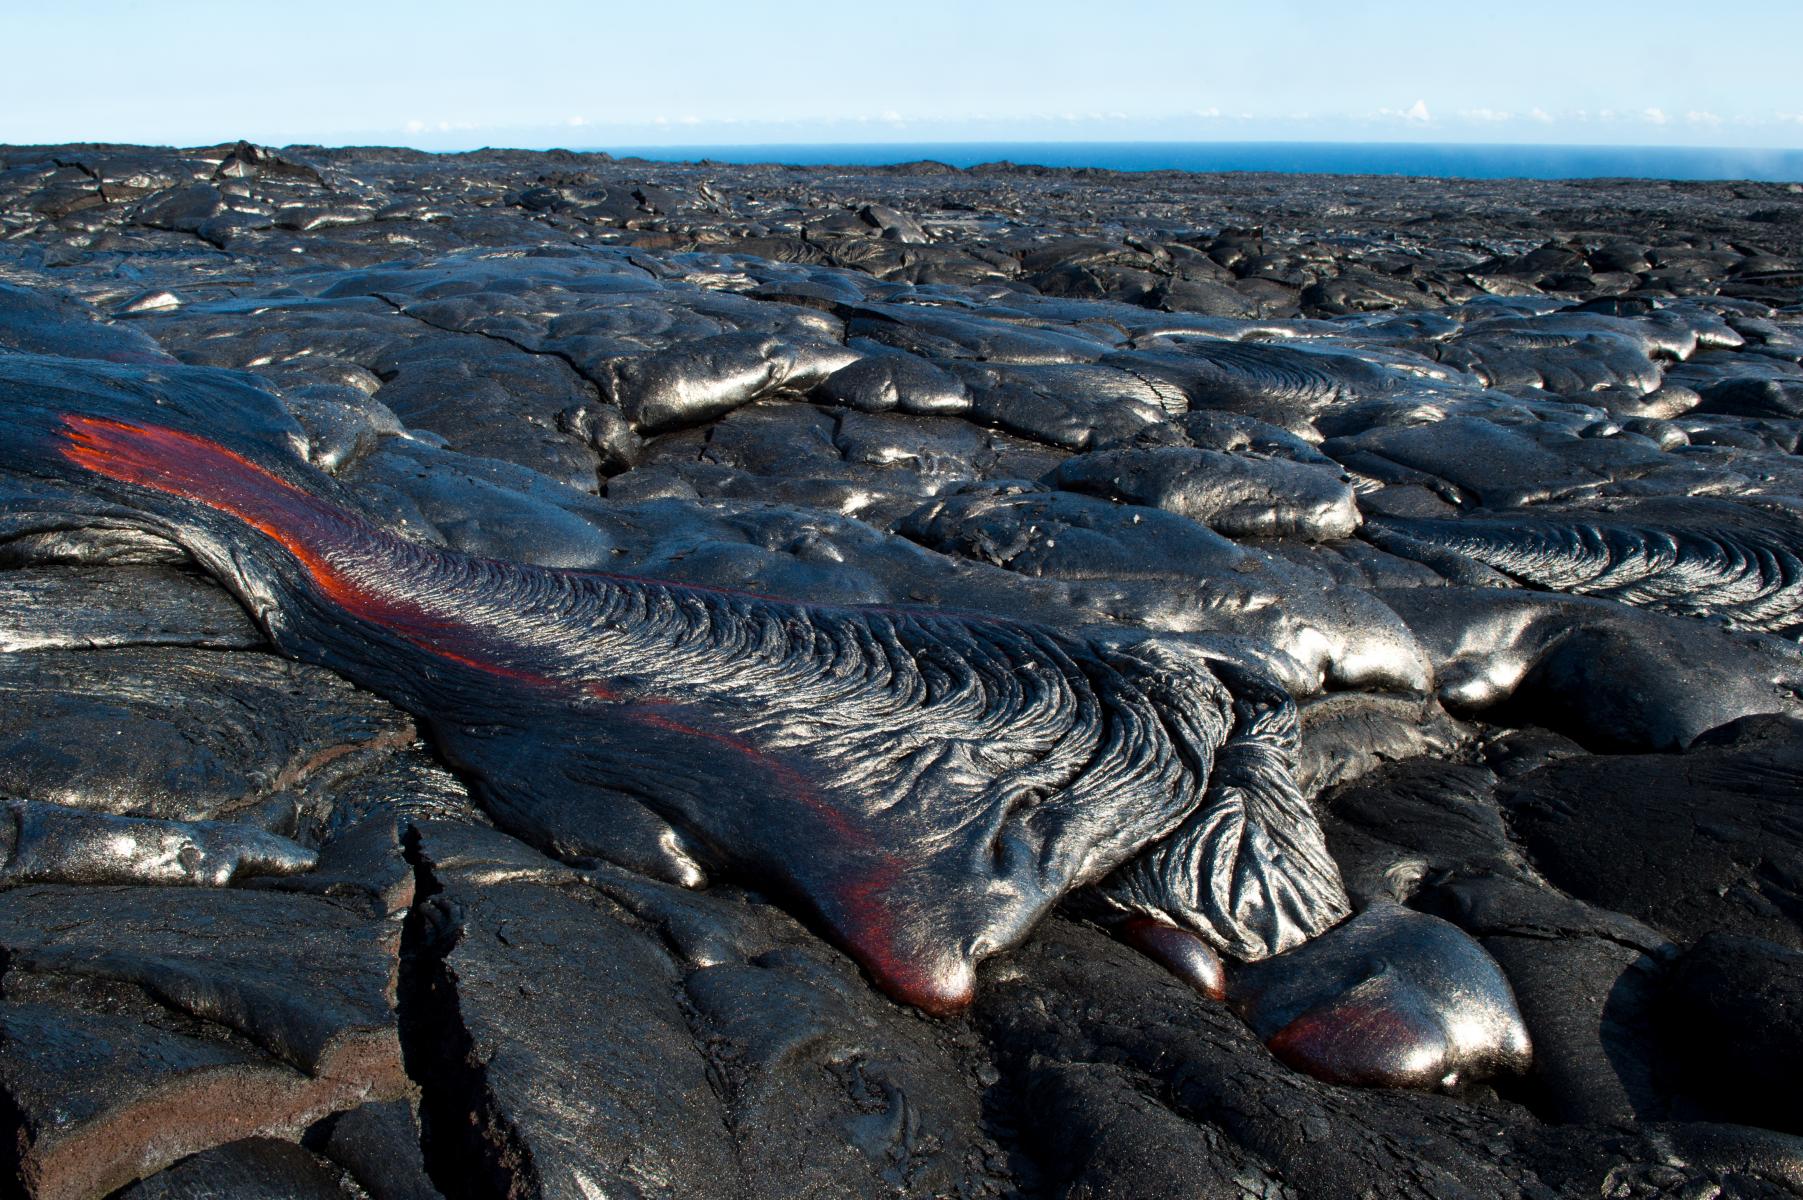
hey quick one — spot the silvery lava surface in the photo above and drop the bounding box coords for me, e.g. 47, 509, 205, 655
0, 141, 1799, 1198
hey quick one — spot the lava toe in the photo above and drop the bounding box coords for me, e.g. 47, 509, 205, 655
1228, 900, 1531, 1087
1119, 916, 1226, 999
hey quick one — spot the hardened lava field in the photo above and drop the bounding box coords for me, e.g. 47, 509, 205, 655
0, 141, 1800, 1198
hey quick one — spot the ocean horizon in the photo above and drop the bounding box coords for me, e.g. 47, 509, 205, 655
586, 140, 1803, 183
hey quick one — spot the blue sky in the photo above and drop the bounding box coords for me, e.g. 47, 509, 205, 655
7, 0, 1801, 149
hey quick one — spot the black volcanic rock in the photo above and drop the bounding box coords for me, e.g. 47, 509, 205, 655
1500, 715, 1803, 948
0, 141, 1801, 1197
0, 885, 407, 1200
1663, 932, 1803, 1134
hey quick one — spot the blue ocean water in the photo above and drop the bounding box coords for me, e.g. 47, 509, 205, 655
596, 141, 1803, 182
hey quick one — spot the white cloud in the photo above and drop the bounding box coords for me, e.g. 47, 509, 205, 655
1377, 99, 1432, 123
404, 118, 478, 134
1686, 110, 1722, 126
1642, 107, 1669, 125
1459, 108, 1513, 122
565, 115, 588, 127
1192, 107, 1222, 119
1528, 107, 1553, 123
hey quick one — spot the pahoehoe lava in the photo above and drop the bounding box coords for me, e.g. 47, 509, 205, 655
1370, 501, 1803, 636
2, 140, 1803, 1198
18, 400, 1345, 1015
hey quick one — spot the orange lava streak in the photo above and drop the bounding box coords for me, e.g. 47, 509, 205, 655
58, 415, 947, 1008
58, 414, 552, 688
